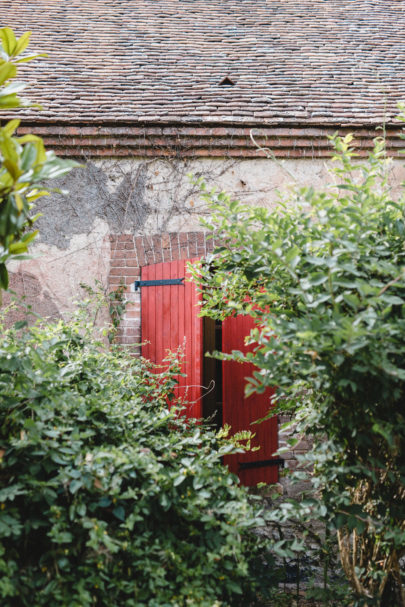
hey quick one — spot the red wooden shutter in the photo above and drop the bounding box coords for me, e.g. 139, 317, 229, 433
222, 314, 278, 486
141, 259, 203, 419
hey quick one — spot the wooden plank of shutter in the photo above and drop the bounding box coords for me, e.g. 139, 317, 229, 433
222, 314, 278, 486
141, 259, 203, 419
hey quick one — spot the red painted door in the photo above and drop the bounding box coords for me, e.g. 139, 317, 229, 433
140, 258, 279, 485
222, 314, 278, 486
141, 259, 203, 419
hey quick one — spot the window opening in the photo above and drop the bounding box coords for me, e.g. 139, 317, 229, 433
219, 76, 235, 87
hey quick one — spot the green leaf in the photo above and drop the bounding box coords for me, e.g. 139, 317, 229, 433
173, 474, 186, 487
14, 53, 48, 64
14, 31, 31, 56
0, 28, 17, 56
3, 160, 22, 181
112, 506, 125, 521
26, 189, 49, 202
69, 479, 83, 494
0, 61, 16, 85
13, 320, 27, 330
0, 93, 20, 108
2, 119, 20, 135
0, 133, 19, 166
8, 241, 28, 254
0, 263, 9, 289
1, 81, 26, 96
14, 194, 24, 212
381, 294, 404, 305
21, 230, 38, 244
17, 133, 42, 145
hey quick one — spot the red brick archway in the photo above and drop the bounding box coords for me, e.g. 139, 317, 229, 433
108, 232, 215, 347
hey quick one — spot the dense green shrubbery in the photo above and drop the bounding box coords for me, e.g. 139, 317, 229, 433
194, 134, 405, 605
0, 314, 277, 606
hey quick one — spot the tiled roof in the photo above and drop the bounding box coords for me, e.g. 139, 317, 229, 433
3, 0, 405, 126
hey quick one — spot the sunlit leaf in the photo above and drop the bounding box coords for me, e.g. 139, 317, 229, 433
14, 31, 31, 56
0, 61, 16, 85
0, 28, 17, 56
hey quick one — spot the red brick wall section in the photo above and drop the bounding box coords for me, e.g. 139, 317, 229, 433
108, 232, 216, 349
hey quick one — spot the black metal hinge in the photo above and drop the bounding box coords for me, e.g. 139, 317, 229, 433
134, 278, 185, 291
239, 458, 285, 471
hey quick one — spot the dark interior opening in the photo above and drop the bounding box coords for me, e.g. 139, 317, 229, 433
202, 317, 222, 430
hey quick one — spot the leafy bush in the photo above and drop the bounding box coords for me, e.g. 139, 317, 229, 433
0, 313, 278, 606
0, 28, 77, 292
194, 134, 405, 606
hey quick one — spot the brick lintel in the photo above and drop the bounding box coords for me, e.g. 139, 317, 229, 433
16, 123, 404, 159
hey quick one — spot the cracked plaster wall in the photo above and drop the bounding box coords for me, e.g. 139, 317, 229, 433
6, 156, 405, 322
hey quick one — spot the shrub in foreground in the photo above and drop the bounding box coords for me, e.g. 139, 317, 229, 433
194, 134, 405, 605
0, 316, 277, 606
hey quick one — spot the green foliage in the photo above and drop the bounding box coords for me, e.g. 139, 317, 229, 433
107, 281, 128, 343
0, 28, 77, 290
194, 134, 405, 605
0, 311, 278, 606
79, 280, 128, 344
